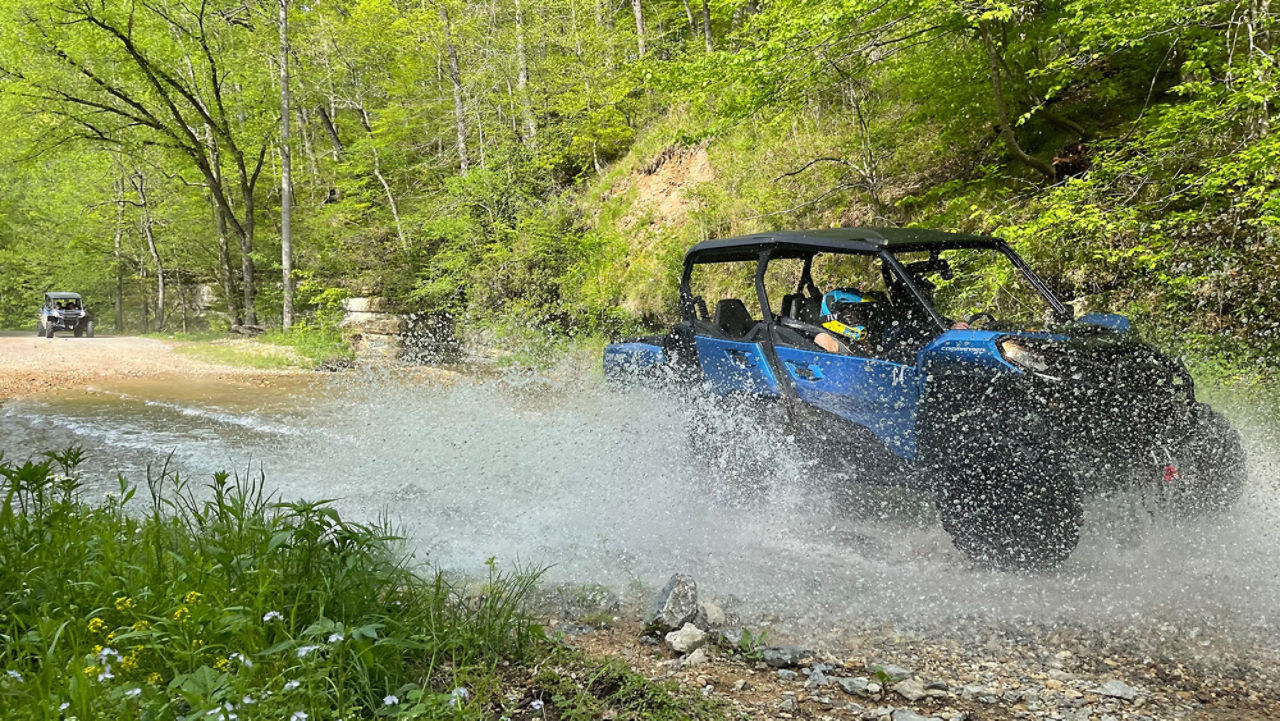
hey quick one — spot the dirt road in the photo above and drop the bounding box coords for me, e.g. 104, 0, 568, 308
0, 332, 286, 400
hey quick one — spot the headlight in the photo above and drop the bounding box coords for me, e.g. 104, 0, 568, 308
998, 338, 1049, 372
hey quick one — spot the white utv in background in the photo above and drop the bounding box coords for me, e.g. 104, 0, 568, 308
38, 292, 94, 338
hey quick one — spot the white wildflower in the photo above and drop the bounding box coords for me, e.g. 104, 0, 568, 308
97, 666, 114, 682
229, 652, 253, 667
283, 680, 301, 691
449, 687, 470, 707
5, 670, 21, 682
382, 694, 399, 706
530, 699, 544, 710
124, 688, 141, 698
290, 712, 308, 721
98, 647, 121, 662
241, 695, 255, 705
296, 645, 320, 658
59, 702, 70, 711
262, 611, 283, 622
327, 632, 344, 643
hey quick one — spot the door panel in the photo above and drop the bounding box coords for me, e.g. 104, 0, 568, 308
775, 345, 921, 459
695, 336, 780, 396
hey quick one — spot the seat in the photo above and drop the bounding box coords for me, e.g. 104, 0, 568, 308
714, 298, 755, 338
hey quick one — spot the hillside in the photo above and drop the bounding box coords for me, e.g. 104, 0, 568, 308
0, 0, 1276, 366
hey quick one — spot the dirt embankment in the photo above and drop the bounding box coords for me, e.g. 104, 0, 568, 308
0, 333, 292, 401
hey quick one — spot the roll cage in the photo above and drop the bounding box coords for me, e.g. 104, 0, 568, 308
677, 228, 1071, 335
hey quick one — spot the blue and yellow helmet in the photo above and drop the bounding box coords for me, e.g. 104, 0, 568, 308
820, 288, 872, 341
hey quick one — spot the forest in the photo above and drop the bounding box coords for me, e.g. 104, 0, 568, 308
0, 0, 1276, 366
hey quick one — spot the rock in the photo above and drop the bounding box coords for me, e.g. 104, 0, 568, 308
230, 324, 266, 336
892, 678, 926, 702
805, 670, 831, 690
836, 676, 872, 696
714, 628, 744, 649
868, 662, 912, 683
924, 680, 948, 691
340, 312, 405, 336
778, 669, 799, 682
695, 601, 726, 628
762, 645, 811, 668
779, 694, 798, 712
890, 710, 931, 721
665, 623, 707, 653
1098, 680, 1139, 701
685, 648, 709, 666
342, 296, 391, 313
646, 574, 699, 633
732, 679, 749, 692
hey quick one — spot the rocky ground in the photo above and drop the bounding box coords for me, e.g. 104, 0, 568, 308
540, 576, 1280, 721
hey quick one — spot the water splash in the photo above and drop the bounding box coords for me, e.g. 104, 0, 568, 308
2, 370, 1277, 663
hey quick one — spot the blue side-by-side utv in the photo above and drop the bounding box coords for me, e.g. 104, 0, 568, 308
603, 228, 1246, 570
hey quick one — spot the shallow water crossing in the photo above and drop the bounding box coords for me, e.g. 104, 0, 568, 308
3, 368, 1279, 669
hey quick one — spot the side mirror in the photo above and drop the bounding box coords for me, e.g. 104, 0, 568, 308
1077, 312, 1131, 332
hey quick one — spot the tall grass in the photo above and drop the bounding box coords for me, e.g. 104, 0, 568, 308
0, 450, 540, 719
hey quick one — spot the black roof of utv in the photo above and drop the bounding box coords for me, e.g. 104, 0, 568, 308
45, 292, 82, 300
685, 227, 998, 264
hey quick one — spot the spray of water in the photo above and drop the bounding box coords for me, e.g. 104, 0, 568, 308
2, 369, 1278, 670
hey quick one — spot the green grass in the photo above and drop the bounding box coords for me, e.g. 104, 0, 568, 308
174, 341, 301, 370
167, 327, 354, 371
0, 450, 726, 721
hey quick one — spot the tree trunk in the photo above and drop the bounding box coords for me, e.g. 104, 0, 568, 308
514, 0, 537, 142
632, 0, 646, 56
680, 0, 695, 36
113, 175, 126, 332
441, 5, 470, 174
133, 173, 166, 332
702, 0, 713, 52
279, 0, 295, 332
317, 104, 344, 160
980, 22, 1055, 182
214, 198, 238, 326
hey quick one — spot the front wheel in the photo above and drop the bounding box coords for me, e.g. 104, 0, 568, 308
936, 448, 1083, 571
36, 321, 44, 337
84, 321, 95, 338
44, 322, 55, 338
1149, 405, 1246, 516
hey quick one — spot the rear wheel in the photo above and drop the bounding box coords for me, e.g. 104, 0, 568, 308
85, 320, 95, 338
936, 446, 1083, 571
74, 323, 84, 338
36, 321, 44, 337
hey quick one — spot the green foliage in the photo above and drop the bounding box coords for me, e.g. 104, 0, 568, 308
0, 449, 543, 719
0, 0, 1275, 369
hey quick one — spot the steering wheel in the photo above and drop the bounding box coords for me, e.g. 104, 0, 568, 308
966, 312, 997, 329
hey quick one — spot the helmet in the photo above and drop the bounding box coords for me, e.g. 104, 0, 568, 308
820, 288, 873, 342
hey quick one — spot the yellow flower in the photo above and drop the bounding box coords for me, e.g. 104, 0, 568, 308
120, 655, 138, 671
172, 606, 189, 622
105, 632, 116, 642
182, 591, 202, 605
87, 617, 107, 634
131, 621, 150, 632
114, 596, 135, 611
91, 644, 103, 655
84, 665, 100, 677
146, 672, 162, 685
192, 639, 204, 649
213, 657, 230, 671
